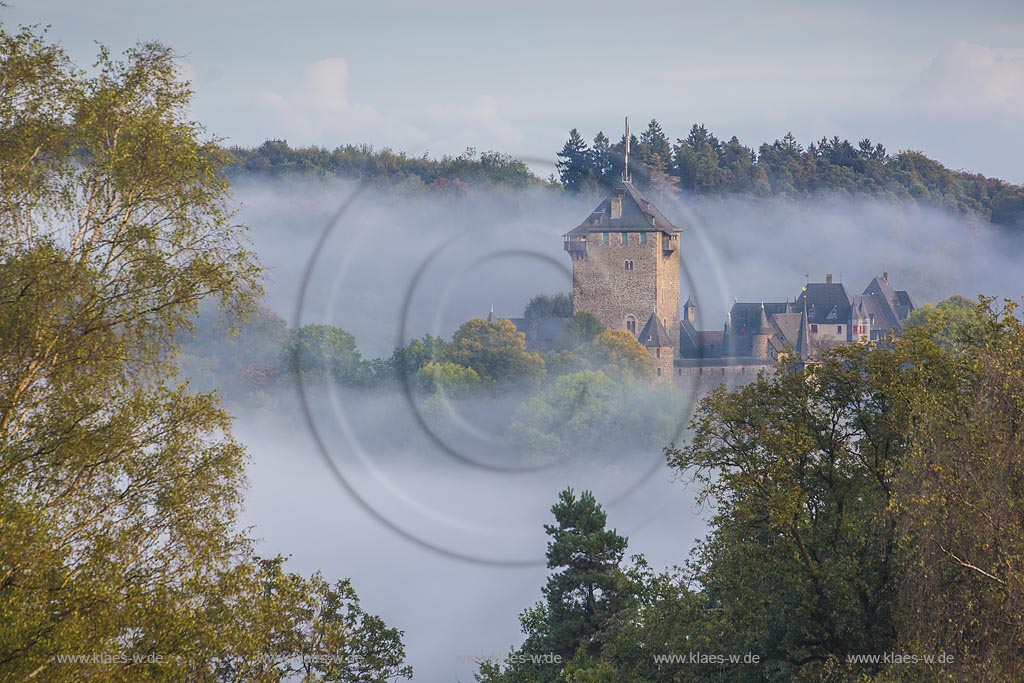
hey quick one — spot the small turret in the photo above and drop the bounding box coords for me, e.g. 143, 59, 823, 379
639, 311, 674, 381
753, 302, 772, 359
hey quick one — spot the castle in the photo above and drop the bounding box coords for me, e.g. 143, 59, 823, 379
510, 122, 915, 385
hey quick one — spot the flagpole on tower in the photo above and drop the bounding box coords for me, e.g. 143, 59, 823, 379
623, 116, 630, 182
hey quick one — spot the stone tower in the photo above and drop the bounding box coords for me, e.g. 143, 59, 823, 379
752, 302, 772, 360
563, 180, 682, 349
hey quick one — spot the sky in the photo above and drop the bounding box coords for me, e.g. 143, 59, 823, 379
8, 0, 1024, 182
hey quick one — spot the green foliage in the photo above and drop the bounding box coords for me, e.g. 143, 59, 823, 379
282, 323, 372, 386
894, 300, 1024, 681
415, 361, 481, 396
556, 129, 597, 193
178, 303, 289, 400
0, 24, 410, 682
507, 370, 618, 453
202, 557, 413, 682
552, 312, 605, 351
583, 329, 656, 383
555, 122, 1024, 229
446, 318, 546, 386
506, 371, 687, 455
524, 292, 573, 319
389, 334, 447, 378
543, 489, 631, 661
485, 490, 631, 682
904, 294, 986, 349
226, 139, 541, 190
489, 302, 1024, 683
662, 341, 946, 678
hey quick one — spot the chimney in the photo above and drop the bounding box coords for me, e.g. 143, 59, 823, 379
825, 273, 833, 284
883, 271, 888, 282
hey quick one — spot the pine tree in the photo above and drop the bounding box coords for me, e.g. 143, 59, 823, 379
556, 128, 593, 193
590, 131, 615, 187
639, 119, 672, 167
542, 489, 630, 660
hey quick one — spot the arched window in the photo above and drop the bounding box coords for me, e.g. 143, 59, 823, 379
625, 316, 637, 334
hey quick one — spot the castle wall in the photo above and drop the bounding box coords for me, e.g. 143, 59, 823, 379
649, 346, 674, 381
671, 362, 773, 392
572, 231, 658, 334
655, 232, 681, 351
571, 231, 680, 350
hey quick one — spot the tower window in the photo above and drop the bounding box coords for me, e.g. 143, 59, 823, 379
640, 232, 647, 245
603, 232, 609, 245
625, 316, 637, 334
656, 348, 661, 358
656, 367, 661, 376
837, 325, 842, 334
810, 324, 818, 333
621, 232, 628, 244
624, 260, 634, 270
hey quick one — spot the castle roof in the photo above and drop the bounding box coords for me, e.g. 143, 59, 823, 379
862, 274, 915, 332
756, 303, 773, 335
796, 297, 811, 358
639, 312, 673, 347
564, 180, 681, 237
795, 283, 852, 324
769, 311, 803, 349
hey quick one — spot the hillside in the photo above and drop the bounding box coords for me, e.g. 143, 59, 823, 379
226, 123, 1024, 231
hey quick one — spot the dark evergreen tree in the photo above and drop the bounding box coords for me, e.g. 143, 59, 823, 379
524, 293, 572, 319
638, 118, 672, 168
590, 131, 615, 188
556, 128, 593, 193
542, 489, 630, 661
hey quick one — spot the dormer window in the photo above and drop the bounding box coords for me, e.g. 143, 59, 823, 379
610, 196, 623, 220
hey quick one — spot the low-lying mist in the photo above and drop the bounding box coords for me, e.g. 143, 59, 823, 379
220, 176, 1024, 681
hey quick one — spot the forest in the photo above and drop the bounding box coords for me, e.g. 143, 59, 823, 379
225, 121, 1024, 231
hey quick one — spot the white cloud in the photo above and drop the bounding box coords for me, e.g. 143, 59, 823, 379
259, 57, 429, 149
907, 42, 1024, 116
257, 60, 527, 158
422, 94, 527, 157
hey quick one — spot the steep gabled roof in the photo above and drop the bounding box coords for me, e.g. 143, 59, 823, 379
639, 312, 673, 347
770, 312, 803, 349
795, 283, 852, 324
726, 302, 788, 338
862, 275, 904, 332
565, 180, 681, 236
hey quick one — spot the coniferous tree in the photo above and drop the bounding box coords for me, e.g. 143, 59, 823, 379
590, 131, 615, 188
556, 128, 592, 193
542, 489, 631, 661
638, 119, 672, 169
